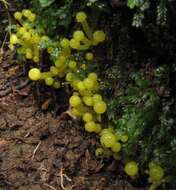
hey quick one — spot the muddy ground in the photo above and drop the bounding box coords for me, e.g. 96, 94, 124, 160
0, 53, 144, 190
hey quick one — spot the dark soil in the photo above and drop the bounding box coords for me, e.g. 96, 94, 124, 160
0, 53, 144, 190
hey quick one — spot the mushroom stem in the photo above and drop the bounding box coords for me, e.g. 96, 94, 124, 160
40, 72, 53, 79
81, 36, 91, 46
81, 20, 93, 40
78, 44, 90, 50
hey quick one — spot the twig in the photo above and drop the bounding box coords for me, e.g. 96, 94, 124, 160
24, 132, 31, 138
63, 174, 72, 182
0, 32, 8, 63
0, 79, 30, 98
0, 165, 16, 172
31, 141, 41, 160
0, 8, 18, 12
0, 72, 24, 90
0, 87, 11, 98
60, 167, 65, 190
44, 183, 57, 190
59, 167, 74, 190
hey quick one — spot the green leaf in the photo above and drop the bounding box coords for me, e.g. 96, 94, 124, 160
127, 0, 139, 9
39, 0, 55, 7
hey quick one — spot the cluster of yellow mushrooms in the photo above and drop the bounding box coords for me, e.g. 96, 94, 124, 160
10, 9, 165, 189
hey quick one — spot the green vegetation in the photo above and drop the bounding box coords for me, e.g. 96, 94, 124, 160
1, 0, 176, 189
127, 0, 168, 27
